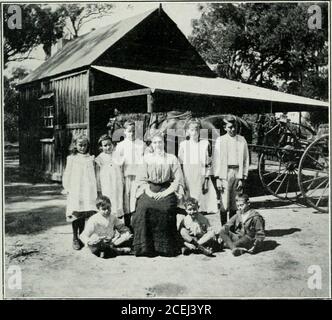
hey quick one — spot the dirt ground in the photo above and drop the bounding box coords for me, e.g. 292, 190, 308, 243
3, 149, 330, 299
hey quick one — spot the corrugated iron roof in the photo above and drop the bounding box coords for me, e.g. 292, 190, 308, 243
92, 65, 329, 109
19, 8, 157, 85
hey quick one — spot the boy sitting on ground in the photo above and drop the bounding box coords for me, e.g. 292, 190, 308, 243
80, 196, 133, 258
219, 193, 265, 256
178, 197, 219, 257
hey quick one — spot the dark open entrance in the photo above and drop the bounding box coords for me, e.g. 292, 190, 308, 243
89, 94, 149, 155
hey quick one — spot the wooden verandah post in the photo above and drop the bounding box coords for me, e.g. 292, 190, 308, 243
147, 93, 154, 113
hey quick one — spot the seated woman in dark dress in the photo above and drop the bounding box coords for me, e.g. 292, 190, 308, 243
132, 130, 184, 257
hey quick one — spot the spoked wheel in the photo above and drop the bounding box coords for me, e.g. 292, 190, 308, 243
298, 134, 329, 213
258, 150, 302, 201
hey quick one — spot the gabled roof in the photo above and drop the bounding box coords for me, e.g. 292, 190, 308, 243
92, 66, 329, 111
19, 8, 157, 85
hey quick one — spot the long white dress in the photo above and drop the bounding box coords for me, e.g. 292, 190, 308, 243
95, 152, 124, 218
62, 153, 98, 222
114, 139, 145, 214
178, 139, 218, 213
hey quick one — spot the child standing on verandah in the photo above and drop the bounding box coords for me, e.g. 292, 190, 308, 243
213, 115, 249, 225
95, 134, 124, 218
114, 120, 145, 227
178, 119, 218, 214
62, 134, 98, 250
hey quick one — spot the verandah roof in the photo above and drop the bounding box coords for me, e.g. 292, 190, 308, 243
92, 65, 329, 112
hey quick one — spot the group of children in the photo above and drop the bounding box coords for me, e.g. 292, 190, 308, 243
62, 117, 265, 258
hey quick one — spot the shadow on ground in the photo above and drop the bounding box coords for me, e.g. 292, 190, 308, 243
5, 205, 66, 235
260, 240, 280, 253
5, 183, 64, 204
265, 228, 301, 237
250, 199, 296, 209
5, 149, 67, 235
256, 228, 302, 253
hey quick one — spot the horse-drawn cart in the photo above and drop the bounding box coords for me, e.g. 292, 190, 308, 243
253, 118, 329, 213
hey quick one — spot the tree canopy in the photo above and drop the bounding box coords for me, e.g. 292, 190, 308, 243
3, 4, 64, 65
57, 3, 115, 38
189, 3, 328, 100
3, 3, 115, 66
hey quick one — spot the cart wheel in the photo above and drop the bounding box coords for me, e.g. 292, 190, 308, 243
258, 150, 301, 201
298, 134, 329, 213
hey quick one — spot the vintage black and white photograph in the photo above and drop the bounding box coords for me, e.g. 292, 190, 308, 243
1, 1, 330, 299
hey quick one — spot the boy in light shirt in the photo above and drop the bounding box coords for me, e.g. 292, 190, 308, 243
81, 196, 133, 258
219, 193, 265, 256
178, 197, 220, 257
213, 115, 249, 225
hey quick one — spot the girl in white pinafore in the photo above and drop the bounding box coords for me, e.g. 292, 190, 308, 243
62, 134, 98, 250
95, 134, 124, 218
178, 119, 218, 214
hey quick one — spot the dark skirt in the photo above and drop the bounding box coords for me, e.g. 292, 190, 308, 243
132, 184, 180, 257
